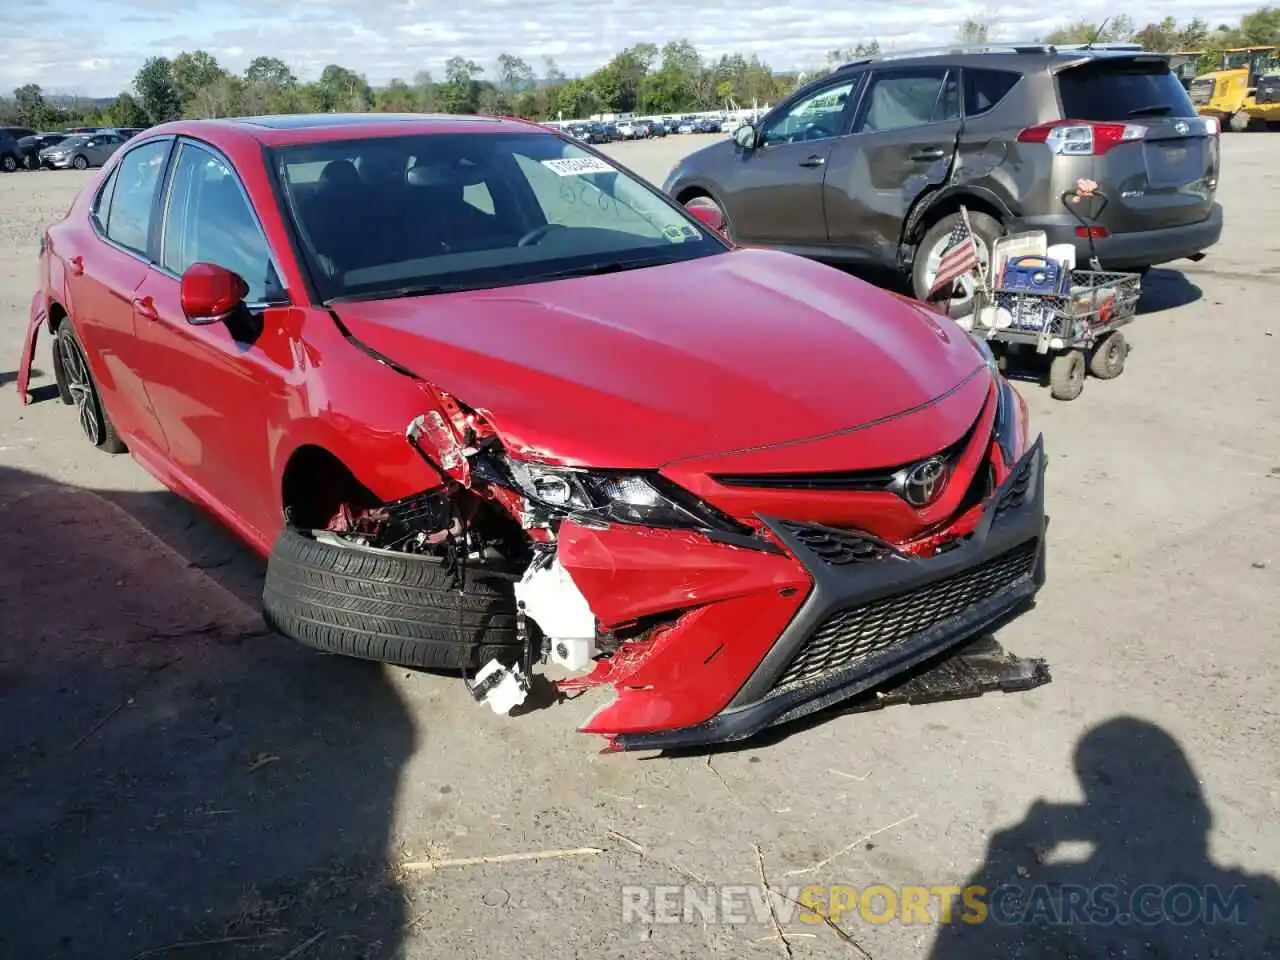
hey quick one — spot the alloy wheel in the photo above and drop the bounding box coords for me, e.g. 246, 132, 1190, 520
58, 332, 102, 445
923, 231, 992, 312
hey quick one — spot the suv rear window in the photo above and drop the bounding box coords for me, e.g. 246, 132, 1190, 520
1057, 57, 1196, 121
964, 69, 1021, 117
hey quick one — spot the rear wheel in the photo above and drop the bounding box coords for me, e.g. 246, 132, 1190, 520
913, 211, 1001, 319
1048, 349, 1086, 401
0, 153, 18, 173
54, 321, 127, 453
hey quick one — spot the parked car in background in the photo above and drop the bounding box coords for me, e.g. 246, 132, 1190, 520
16, 112, 1046, 751
39, 131, 127, 169
16, 133, 68, 169
663, 44, 1223, 315
0, 130, 23, 172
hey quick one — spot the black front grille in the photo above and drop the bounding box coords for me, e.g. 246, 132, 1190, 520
779, 521, 896, 565
772, 539, 1040, 692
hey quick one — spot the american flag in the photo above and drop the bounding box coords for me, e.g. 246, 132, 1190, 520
927, 216, 980, 301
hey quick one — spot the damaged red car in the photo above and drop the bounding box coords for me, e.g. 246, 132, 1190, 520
17, 113, 1047, 751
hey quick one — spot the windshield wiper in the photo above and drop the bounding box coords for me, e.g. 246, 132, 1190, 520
520, 256, 680, 284
1128, 104, 1174, 116
323, 283, 462, 305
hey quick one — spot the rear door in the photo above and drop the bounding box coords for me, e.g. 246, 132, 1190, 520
1056, 56, 1218, 233
718, 73, 863, 246
822, 66, 962, 260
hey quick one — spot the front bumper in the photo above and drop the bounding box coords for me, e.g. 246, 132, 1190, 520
1008, 204, 1223, 270
607, 435, 1047, 752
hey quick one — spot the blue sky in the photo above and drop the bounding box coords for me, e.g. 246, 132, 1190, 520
0, 0, 1263, 98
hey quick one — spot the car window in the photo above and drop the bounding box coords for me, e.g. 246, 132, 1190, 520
1057, 58, 1197, 121
857, 69, 952, 132
161, 141, 278, 303
91, 166, 119, 233
104, 139, 171, 256
271, 131, 721, 303
761, 77, 860, 147
964, 69, 1021, 117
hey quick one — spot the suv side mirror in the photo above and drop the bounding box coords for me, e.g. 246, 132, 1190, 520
180, 261, 249, 324
734, 124, 757, 151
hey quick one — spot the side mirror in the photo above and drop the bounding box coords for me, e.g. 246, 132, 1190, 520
734, 124, 757, 151
687, 203, 726, 235
180, 261, 249, 324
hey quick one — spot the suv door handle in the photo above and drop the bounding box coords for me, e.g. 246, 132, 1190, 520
798, 155, 825, 168
910, 148, 947, 161
132, 295, 159, 321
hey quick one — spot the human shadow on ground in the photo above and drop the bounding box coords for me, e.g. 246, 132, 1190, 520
928, 716, 1280, 958
0, 465, 414, 960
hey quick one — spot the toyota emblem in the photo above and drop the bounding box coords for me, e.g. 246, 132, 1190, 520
1175, 120, 1189, 135
901, 457, 948, 507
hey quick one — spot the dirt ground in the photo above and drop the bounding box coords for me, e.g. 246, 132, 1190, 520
1, 132, 1277, 960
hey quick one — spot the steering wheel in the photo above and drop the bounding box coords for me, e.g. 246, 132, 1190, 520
518, 224, 560, 247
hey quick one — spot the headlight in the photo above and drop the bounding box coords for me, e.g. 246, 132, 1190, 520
500, 458, 739, 531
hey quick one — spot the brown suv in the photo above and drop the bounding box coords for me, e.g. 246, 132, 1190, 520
662, 44, 1222, 314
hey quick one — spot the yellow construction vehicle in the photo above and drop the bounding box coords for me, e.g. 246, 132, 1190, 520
1245, 48, 1280, 127
1188, 46, 1280, 131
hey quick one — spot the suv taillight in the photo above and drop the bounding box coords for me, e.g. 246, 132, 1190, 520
1017, 121, 1147, 156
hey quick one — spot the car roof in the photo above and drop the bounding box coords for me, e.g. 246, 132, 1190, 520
136, 112, 549, 151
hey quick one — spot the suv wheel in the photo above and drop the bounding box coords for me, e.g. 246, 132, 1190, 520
913, 211, 1001, 318
0, 153, 18, 173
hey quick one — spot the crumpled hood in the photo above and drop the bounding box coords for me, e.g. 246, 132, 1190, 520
333, 247, 986, 468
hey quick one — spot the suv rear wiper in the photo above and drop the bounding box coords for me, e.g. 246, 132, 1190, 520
1127, 104, 1174, 116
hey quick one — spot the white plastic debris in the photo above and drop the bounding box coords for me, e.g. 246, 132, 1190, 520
472, 658, 529, 715
515, 552, 598, 672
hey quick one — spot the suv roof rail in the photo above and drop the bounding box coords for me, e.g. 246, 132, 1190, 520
837, 40, 1147, 69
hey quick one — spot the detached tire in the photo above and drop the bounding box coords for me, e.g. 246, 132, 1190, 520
262, 526, 522, 671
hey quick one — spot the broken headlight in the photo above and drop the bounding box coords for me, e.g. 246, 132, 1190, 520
501, 459, 738, 531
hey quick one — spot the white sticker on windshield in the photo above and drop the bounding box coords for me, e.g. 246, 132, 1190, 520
542, 157, 616, 177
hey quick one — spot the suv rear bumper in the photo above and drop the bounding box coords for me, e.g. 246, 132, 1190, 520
1009, 203, 1223, 269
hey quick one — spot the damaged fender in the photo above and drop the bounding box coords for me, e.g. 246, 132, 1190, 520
16, 292, 46, 405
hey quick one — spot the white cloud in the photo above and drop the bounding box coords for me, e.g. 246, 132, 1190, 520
0, 0, 1262, 97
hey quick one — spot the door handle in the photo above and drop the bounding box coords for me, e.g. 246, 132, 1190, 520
132, 295, 159, 321
798, 155, 825, 168
910, 148, 947, 161
68, 255, 84, 276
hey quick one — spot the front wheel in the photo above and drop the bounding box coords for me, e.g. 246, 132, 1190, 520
913, 211, 1002, 319
1228, 109, 1251, 132
1049, 350, 1086, 401
71, 155, 88, 170
0, 153, 18, 173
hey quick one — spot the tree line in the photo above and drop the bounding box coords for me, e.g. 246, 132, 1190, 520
3, 8, 1279, 131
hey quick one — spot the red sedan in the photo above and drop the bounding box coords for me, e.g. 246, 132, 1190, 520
16, 113, 1047, 751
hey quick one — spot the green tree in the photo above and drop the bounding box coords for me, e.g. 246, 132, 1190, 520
172, 50, 226, 115
1239, 5, 1280, 44
443, 56, 483, 113
315, 64, 372, 112
102, 91, 151, 128
133, 56, 181, 123
13, 83, 46, 127
496, 53, 535, 96
375, 78, 417, 112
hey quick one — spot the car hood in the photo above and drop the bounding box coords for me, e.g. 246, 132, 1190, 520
332, 248, 987, 469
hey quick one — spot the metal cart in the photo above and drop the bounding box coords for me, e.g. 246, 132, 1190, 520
967, 190, 1142, 401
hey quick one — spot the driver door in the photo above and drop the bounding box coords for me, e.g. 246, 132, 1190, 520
720, 73, 864, 246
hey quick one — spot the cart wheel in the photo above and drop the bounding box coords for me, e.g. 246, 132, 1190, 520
1049, 350, 1086, 401
1088, 331, 1128, 380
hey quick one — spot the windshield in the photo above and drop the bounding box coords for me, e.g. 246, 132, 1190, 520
269, 131, 725, 303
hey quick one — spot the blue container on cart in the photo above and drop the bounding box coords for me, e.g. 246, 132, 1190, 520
997, 255, 1069, 297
